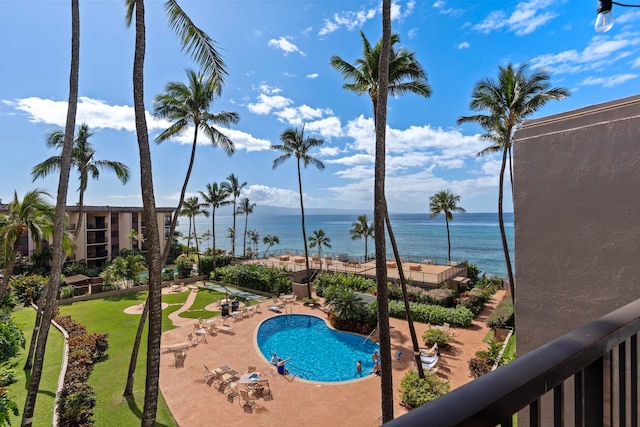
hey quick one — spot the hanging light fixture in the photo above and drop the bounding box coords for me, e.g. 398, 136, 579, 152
595, 1, 640, 33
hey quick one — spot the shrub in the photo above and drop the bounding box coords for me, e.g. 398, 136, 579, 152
468, 357, 493, 378
399, 369, 450, 408
423, 288, 454, 307
467, 263, 480, 285
57, 381, 96, 427
314, 272, 375, 297
211, 264, 291, 295
60, 285, 75, 299
458, 287, 488, 316
388, 300, 473, 327
422, 328, 452, 347
0, 312, 25, 362
0, 367, 19, 426
9, 273, 48, 305
175, 254, 193, 279
486, 298, 514, 329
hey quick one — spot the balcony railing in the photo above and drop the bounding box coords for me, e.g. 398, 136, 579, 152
384, 298, 640, 427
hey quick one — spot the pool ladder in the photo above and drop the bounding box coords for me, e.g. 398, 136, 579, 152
360, 328, 377, 346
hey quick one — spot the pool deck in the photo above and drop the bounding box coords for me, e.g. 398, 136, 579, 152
159, 287, 507, 426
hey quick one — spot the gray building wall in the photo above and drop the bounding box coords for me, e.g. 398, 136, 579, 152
514, 94, 640, 356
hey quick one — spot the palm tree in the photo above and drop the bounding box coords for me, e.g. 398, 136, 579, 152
127, 228, 144, 252
262, 234, 280, 257
22, 3, 79, 424
123, 1, 227, 422
350, 214, 374, 261
153, 68, 237, 261
457, 63, 569, 305
0, 189, 56, 301
226, 227, 235, 250
429, 190, 466, 262
332, 14, 429, 389
180, 196, 208, 262
236, 197, 256, 257
221, 173, 246, 257
247, 229, 259, 257
330, 30, 431, 120
308, 229, 331, 258
198, 182, 231, 256
272, 127, 325, 296
31, 123, 130, 239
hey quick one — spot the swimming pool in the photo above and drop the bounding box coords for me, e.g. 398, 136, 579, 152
256, 314, 379, 382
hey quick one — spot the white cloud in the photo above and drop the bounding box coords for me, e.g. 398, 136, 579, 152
391, 0, 415, 20
244, 184, 324, 208
633, 57, 640, 68
474, 0, 556, 35
274, 105, 333, 126
283, 72, 297, 78
318, 7, 377, 35
268, 37, 305, 56
256, 83, 281, 94
247, 93, 293, 115
432, 0, 464, 16
318, 146, 340, 157
616, 9, 640, 25
530, 31, 640, 74
408, 28, 418, 39
305, 116, 343, 139
306, 73, 319, 79
581, 74, 637, 88
3, 96, 168, 132
457, 41, 470, 49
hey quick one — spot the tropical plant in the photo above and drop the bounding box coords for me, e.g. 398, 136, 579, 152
399, 369, 450, 409
422, 328, 452, 347
236, 197, 256, 257
0, 189, 56, 302
221, 174, 246, 258
350, 214, 374, 260
262, 234, 280, 257
0, 313, 25, 363
126, 228, 144, 252
0, 367, 19, 425
180, 196, 208, 261
123, 0, 228, 421
198, 181, 230, 256
247, 229, 259, 257
323, 285, 366, 322
428, 190, 465, 262
272, 126, 324, 295
331, 8, 430, 392
31, 123, 130, 240
457, 63, 569, 305
308, 229, 331, 258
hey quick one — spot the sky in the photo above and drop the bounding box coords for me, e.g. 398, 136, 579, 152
1, 0, 639, 214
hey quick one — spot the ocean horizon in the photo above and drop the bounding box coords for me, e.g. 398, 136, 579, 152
178, 212, 514, 278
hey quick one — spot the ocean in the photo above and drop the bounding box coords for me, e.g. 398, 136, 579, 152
179, 212, 514, 278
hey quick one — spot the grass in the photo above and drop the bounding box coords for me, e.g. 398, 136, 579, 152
503, 333, 516, 362
177, 288, 225, 319
6, 307, 63, 426
482, 330, 494, 343
55, 291, 179, 426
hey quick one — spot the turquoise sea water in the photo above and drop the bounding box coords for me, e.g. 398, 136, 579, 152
256, 314, 379, 382
181, 212, 514, 278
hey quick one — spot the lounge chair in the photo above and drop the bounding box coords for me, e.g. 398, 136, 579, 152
254, 303, 262, 314
420, 354, 439, 371
420, 343, 438, 356
217, 319, 234, 334
202, 364, 216, 383
226, 382, 240, 403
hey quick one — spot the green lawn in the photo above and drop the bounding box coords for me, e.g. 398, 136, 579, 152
54, 290, 186, 426
503, 333, 516, 362
177, 288, 225, 319
6, 307, 63, 426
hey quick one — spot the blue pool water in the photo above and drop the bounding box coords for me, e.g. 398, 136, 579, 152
256, 314, 379, 382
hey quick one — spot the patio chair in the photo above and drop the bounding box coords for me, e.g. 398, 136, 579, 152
207, 323, 218, 336
257, 379, 272, 400
226, 382, 240, 403
202, 364, 216, 383
187, 333, 197, 346
254, 303, 261, 314
239, 390, 257, 412
247, 365, 257, 373
173, 349, 186, 368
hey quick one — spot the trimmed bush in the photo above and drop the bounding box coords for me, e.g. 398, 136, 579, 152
60, 285, 75, 299
423, 288, 454, 307
388, 300, 473, 327
175, 254, 193, 279
399, 369, 450, 408
468, 357, 493, 378
211, 264, 291, 295
422, 328, 452, 347
9, 274, 48, 305
458, 287, 488, 316
314, 272, 375, 297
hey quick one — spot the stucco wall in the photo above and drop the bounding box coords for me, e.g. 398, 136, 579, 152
514, 94, 640, 356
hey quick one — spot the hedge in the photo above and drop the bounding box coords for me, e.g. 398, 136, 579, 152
388, 300, 473, 327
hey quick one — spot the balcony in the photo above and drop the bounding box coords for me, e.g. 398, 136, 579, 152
385, 298, 639, 427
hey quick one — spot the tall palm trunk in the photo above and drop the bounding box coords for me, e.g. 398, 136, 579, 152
231, 196, 237, 257
446, 216, 451, 262
0, 240, 20, 301
297, 160, 312, 295
193, 220, 200, 272
74, 188, 85, 240
186, 217, 192, 255
22, 2, 79, 425
376, 0, 394, 421
130, 1, 164, 424
384, 207, 425, 379
243, 213, 248, 256
211, 207, 217, 255
499, 135, 516, 307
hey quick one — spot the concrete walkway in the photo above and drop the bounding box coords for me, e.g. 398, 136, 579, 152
166, 287, 200, 328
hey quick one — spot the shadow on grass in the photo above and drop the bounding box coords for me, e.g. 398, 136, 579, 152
124, 395, 172, 427
104, 292, 148, 303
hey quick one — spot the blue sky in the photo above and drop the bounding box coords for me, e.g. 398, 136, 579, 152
1, 0, 639, 214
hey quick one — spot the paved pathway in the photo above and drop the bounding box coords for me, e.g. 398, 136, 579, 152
167, 287, 200, 328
